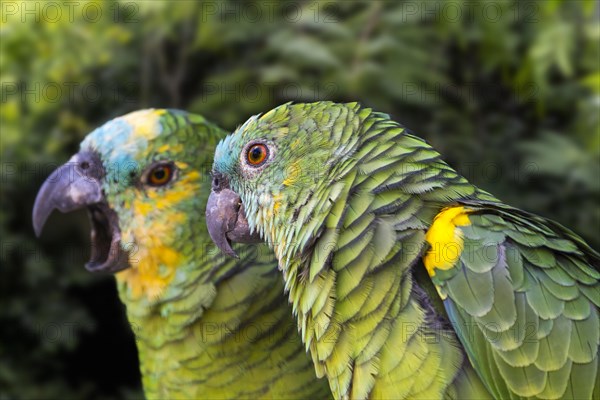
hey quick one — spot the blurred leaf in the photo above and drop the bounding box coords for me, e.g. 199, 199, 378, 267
520, 132, 600, 190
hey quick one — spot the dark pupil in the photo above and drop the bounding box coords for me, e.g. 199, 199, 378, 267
251, 147, 263, 161
154, 168, 166, 180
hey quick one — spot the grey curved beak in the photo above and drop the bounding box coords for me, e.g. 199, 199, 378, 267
32, 152, 128, 273
206, 174, 261, 258
33, 152, 104, 237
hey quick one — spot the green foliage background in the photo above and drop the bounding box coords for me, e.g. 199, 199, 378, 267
1, 1, 598, 398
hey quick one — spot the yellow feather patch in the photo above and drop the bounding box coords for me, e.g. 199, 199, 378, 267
135, 201, 154, 216
423, 206, 471, 278
120, 109, 166, 140
117, 212, 186, 299
157, 144, 184, 154
272, 193, 283, 213
118, 245, 183, 299
116, 169, 201, 299
282, 161, 301, 187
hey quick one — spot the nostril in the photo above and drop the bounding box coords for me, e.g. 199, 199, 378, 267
212, 173, 227, 191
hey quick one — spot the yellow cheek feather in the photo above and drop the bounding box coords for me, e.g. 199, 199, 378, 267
118, 230, 184, 300
282, 161, 301, 187
116, 170, 200, 300
272, 193, 283, 213
158, 144, 184, 154
423, 206, 472, 278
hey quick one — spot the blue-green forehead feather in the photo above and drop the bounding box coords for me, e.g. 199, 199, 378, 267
81, 109, 222, 190
212, 101, 370, 177
81, 109, 165, 166
213, 132, 239, 174
85, 118, 141, 152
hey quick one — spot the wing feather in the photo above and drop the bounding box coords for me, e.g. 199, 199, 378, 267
428, 204, 599, 399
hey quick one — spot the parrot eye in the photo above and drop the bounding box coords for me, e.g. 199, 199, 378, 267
246, 143, 269, 167
145, 162, 175, 187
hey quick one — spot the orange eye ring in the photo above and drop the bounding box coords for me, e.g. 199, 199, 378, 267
147, 163, 174, 187
246, 143, 269, 166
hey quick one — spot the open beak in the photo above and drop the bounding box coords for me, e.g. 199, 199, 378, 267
32, 151, 129, 273
206, 173, 261, 258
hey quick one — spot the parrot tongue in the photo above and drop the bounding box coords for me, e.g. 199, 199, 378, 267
32, 151, 129, 273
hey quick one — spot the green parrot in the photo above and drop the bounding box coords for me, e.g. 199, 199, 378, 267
206, 102, 600, 399
32, 109, 331, 399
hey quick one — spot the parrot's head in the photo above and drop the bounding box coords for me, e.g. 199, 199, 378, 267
33, 109, 225, 298
207, 102, 372, 260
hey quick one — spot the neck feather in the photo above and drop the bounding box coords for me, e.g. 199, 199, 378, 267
262, 110, 493, 398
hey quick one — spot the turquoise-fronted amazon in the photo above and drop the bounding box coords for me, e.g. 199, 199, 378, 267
33, 109, 331, 399
207, 102, 599, 399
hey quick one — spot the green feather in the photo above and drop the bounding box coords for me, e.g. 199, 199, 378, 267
211, 101, 599, 399
534, 316, 572, 371
78, 110, 331, 399
446, 265, 494, 317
